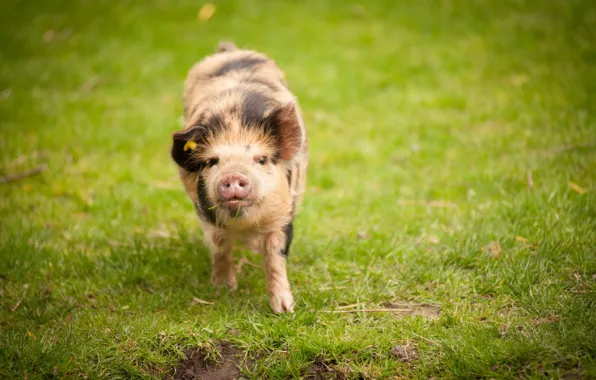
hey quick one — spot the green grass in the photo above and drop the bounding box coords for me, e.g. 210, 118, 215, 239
1, 0, 595, 378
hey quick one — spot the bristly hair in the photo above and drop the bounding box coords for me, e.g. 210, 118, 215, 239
240, 90, 278, 127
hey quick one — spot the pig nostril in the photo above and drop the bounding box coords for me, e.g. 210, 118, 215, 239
218, 174, 251, 200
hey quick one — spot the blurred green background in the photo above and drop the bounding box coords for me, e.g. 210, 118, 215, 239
1, 0, 595, 378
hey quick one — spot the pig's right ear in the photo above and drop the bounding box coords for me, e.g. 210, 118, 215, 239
171, 125, 206, 172
267, 101, 303, 161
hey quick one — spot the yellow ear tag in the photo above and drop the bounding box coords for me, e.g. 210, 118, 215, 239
183, 140, 198, 152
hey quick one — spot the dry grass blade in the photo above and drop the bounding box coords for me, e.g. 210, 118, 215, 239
148, 180, 179, 190
526, 170, 534, 189
11, 299, 22, 312
568, 181, 586, 194
319, 285, 349, 290
192, 297, 214, 305
2, 151, 47, 169
0, 164, 48, 184
537, 142, 596, 157
337, 303, 367, 310
398, 200, 457, 208
322, 308, 414, 314
236, 256, 261, 274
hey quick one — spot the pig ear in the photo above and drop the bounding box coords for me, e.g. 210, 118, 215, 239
267, 102, 303, 161
171, 125, 206, 171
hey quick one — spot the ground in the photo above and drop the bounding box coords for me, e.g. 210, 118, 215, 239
1, 0, 595, 378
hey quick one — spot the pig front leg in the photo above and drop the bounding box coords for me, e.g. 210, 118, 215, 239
204, 230, 237, 290
264, 228, 294, 313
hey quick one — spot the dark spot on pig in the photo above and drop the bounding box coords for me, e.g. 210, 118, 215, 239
281, 221, 294, 257
242, 76, 281, 92
286, 168, 292, 186
211, 57, 268, 78
188, 107, 228, 134
240, 90, 276, 127
188, 102, 201, 120
198, 175, 217, 225
204, 112, 227, 131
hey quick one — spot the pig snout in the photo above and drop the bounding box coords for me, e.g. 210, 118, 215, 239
218, 173, 252, 200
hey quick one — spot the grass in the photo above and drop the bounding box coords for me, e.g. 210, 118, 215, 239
1, 0, 595, 378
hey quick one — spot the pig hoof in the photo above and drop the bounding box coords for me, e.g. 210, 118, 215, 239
269, 290, 294, 314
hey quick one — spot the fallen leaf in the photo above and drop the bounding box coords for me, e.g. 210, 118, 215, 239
149, 227, 171, 238
484, 240, 501, 258
81, 77, 100, 92
350, 4, 367, 16
514, 236, 529, 243
427, 234, 440, 244
107, 239, 122, 247
43, 30, 55, 43
568, 181, 586, 194
509, 74, 529, 86
416, 233, 441, 245
198, 4, 216, 21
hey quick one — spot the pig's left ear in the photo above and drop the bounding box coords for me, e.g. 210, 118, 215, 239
267, 102, 303, 161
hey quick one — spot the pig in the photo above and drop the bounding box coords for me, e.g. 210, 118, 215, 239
171, 42, 308, 313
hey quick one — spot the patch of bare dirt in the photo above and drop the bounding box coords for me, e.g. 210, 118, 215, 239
170, 341, 248, 380
305, 357, 348, 380
533, 314, 561, 325
390, 342, 418, 363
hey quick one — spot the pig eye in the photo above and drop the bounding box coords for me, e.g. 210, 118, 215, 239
256, 156, 268, 165
206, 157, 219, 168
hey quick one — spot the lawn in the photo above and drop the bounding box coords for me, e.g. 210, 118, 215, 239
1, 0, 595, 378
